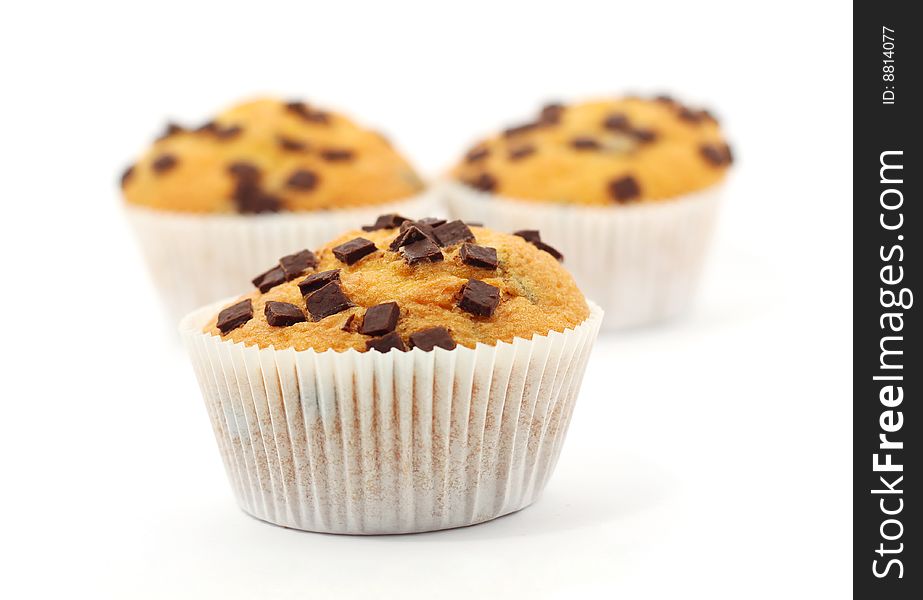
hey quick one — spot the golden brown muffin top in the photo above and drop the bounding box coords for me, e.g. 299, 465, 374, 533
205, 216, 589, 352
121, 98, 424, 213
451, 95, 733, 205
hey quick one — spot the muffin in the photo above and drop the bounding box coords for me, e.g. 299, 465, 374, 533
445, 95, 733, 329
180, 216, 603, 534
123, 97, 434, 321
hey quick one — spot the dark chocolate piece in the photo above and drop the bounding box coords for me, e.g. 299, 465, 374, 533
603, 113, 630, 131
233, 181, 281, 213
120, 164, 134, 187
401, 238, 444, 265
305, 281, 352, 321
214, 124, 243, 139
465, 172, 497, 192
408, 327, 456, 351
534, 240, 564, 261
459, 243, 498, 269
609, 175, 641, 203
252, 265, 286, 293
503, 122, 538, 137
151, 154, 177, 173
320, 148, 354, 161
217, 299, 253, 334
417, 217, 447, 227
284, 100, 330, 124
298, 269, 340, 296
332, 237, 377, 265
654, 94, 675, 104
389, 224, 435, 251
701, 143, 733, 166
539, 103, 564, 124
508, 145, 536, 160
264, 301, 306, 327
366, 331, 408, 353
277, 136, 309, 152
359, 302, 400, 336
159, 122, 185, 140
514, 230, 563, 261
571, 137, 600, 150
279, 249, 318, 280
677, 107, 703, 123
458, 280, 501, 317
465, 146, 490, 163
286, 169, 319, 190
227, 161, 260, 182
362, 213, 411, 231
631, 128, 658, 143
196, 121, 217, 133
433, 220, 475, 247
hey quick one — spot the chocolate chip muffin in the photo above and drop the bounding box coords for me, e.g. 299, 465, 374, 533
206, 215, 588, 351
122, 98, 423, 213
445, 94, 734, 330
451, 95, 731, 204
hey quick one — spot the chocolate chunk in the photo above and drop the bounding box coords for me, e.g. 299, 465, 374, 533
389, 224, 435, 251
433, 220, 475, 247
233, 181, 281, 213
214, 124, 243, 139
286, 169, 319, 190
401, 238, 444, 265
603, 113, 630, 131
277, 135, 309, 152
503, 122, 538, 137
159, 122, 185, 140
264, 301, 306, 327
700, 143, 733, 166
458, 280, 501, 317
279, 249, 318, 280
459, 243, 498, 269
654, 94, 675, 104
631, 128, 658, 143
217, 299, 253, 334
227, 161, 261, 182
417, 217, 447, 227
320, 148, 354, 161
514, 230, 563, 261
298, 269, 340, 295
359, 302, 400, 336
508, 144, 536, 161
723, 144, 734, 164
409, 327, 456, 351
677, 107, 702, 124
305, 281, 352, 320
539, 103, 565, 124
609, 175, 641, 202
252, 265, 286, 292
196, 121, 217, 133
362, 213, 411, 231
699, 109, 718, 124
333, 237, 377, 265
285, 101, 331, 124
465, 172, 497, 192
366, 331, 408, 353
120, 164, 134, 188
341, 314, 357, 332
571, 137, 600, 150
465, 146, 490, 163
151, 154, 178, 173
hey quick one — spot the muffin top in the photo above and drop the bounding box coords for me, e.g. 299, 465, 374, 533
205, 215, 589, 352
121, 98, 424, 213
451, 95, 733, 205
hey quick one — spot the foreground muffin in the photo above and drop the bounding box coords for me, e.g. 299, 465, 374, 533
181, 216, 602, 534
445, 94, 733, 329
123, 97, 433, 320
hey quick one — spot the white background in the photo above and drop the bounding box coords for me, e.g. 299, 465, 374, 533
0, 1, 852, 598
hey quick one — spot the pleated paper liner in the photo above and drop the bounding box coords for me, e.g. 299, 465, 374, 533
128, 190, 439, 323
443, 181, 723, 330
180, 299, 603, 534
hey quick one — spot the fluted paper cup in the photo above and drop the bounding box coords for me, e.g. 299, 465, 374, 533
180, 299, 603, 535
128, 191, 439, 322
443, 181, 723, 330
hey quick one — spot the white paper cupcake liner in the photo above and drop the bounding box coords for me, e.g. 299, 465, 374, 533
127, 191, 439, 322
180, 299, 603, 535
443, 181, 723, 330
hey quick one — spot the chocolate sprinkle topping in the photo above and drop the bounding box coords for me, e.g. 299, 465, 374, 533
465, 146, 490, 163
458, 279, 501, 317
459, 243, 498, 269
298, 269, 340, 296
609, 175, 642, 202
286, 169, 319, 190
332, 237, 377, 265
571, 137, 601, 150
401, 238, 444, 265
508, 144, 536, 161
252, 265, 287, 293
217, 299, 253, 334
603, 113, 630, 131
151, 154, 178, 173
279, 249, 318, 280
362, 213, 411, 231
305, 281, 352, 321
320, 148, 354, 162
366, 331, 408, 353
264, 301, 306, 327
433, 220, 475, 247
359, 302, 400, 336
409, 327, 456, 351
466, 172, 497, 192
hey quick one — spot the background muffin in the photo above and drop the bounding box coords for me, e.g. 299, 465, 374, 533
445, 95, 733, 329
182, 216, 602, 534
123, 98, 435, 321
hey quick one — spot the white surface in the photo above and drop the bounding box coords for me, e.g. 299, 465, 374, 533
0, 1, 852, 598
